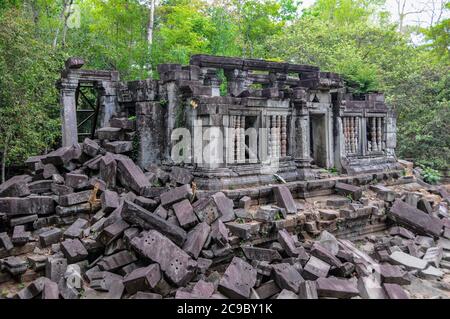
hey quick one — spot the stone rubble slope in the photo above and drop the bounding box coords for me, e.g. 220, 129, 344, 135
0, 117, 450, 299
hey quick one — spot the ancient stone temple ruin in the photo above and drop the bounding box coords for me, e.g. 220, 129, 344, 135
1, 56, 449, 300
59, 55, 401, 193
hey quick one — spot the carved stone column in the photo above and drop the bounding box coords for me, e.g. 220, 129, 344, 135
58, 79, 79, 147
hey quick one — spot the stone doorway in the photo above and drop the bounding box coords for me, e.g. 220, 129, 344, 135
310, 114, 328, 168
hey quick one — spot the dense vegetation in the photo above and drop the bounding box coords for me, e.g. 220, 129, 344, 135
0, 0, 448, 181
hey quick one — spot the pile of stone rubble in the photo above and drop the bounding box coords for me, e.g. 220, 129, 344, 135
0, 117, 449, 299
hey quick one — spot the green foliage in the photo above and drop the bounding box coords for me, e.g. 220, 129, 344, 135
0, 8, 63, 172
421, 166, 442, 185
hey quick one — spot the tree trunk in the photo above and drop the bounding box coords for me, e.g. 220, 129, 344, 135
1, 145, 7, 184
146, 0, 156, 46
53, 0, 70, 49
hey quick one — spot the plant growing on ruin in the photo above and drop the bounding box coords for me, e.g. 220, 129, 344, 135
421, 166, 441, 185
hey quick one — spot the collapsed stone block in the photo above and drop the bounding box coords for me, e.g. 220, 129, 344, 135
335, 182, 362, 201
116, 156, 150, 195
60, 239, 89, 263
273, 185, 297, 214
130, 230, 196, 286
218, 257, 257, 299
173, 199, 198, 229
183, 222, 211, 259
316, 277, 359, 299
39, 228, 62, 247
0, 175, 30, 197
160, 184, 193, 208
271, 263, 304, 293
123, 264, 161, 294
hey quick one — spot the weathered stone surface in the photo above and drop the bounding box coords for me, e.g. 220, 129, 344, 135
241, 246, 282, 262
116, 156, 150, 195
192, 197, 220, 225
218, 257, 257, 299
191, 279, 215, 298
0, 232, 13, 251
99, 219, 130, 246
56, 201, 98, 216
65, 173, 89, 190
160, 184, 193, 208
170, 167, 193, 185
123, 264, 161, 294
59, 190, 91, 207
28, 180, 52, 194
0, 175, 30, 197
110, 117, 135, 130
42, 280, 60, 299
239, 196, 251, 211
60, 239, 88, 263
183, 222, 211, 259
105, 141, 133, 154
226, 221, 259, 240
370, 185, 396, 202
422, 246, 443, 268
254, 280, 281, 299
388, 251, 427, 270
316, 277, 359, 299
82, 138, 101, 157
389, 226, 415, 239
389, 199, 443, 237
130, 230, 196, 286
278, 229, 300, 257
255, 205, 283, 222
42, 145, 81, 166
2, 256, 28, 275
335, 182, 362, 201
122, 200, 187, 246
9, 214, 38, 227
101, 190, 120, 213
100, 153, 117, 189
0, 196, 55, 216
357, 275, 386, 299
318, 230, 339, 255
273, 185, 297, 214
378, 264, 410, 285
417, 198, 432, 214
12, 225, 31, 245
45, 257, 67, 283
272, 263, 304, 293
298, 281, 318, 299
39, 228, 62, 247
302, 256, 330, 280
383, 283, 409, 299
97, 127, 124, 140
134, 196, 158, 211
310, 242, 342, 268
277, 289, 299, 299
419, 266, 444, 279
64, 218, 89, 239
130, 292, 162, 299
212, 192, 235, 222
173, 199, 198, 229
210, 219, 229, 246
97, 251, 138, 271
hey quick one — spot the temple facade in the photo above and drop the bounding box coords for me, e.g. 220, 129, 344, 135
58, 55, 401, 191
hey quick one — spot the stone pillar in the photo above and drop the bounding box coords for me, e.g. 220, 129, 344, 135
281, 115, 287, 158
97, 81, 120, 128
202, 68, 221, 97
59, 80, 79, 147
293, 110, 311, 167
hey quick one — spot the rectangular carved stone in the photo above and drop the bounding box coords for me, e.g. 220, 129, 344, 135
183, 222, 211, 259
64, 218, 89, 239
122, 200, 187, 246
99, 219, 130, 246
39, 228, 62, 247
82, 138, 100, 157
316, 277, 359, 299
272, 263, 304, 293
97, 251, 138, 271
173, 199, 198, 229
298, 281, 318, 299
130, 230, 196, 286
0, 196, 55, 216
101, 190, 120, 213
0, 232, 14, 251
0, 175, 30, 197
105, 141, 133, 154
58, 190, 91, 207
218, 257, 257, 299
60, 239, 88, 263
383, 283, 409, 299
42, 145, 81, 166
273, 186, 297, 214
123, 264, 161, 294
116, 156, 150, 195
192, 197, 220, 225
335, 182, 362, 201
255, 280, 281, 299
160, 184, 193, 208
302, 255, 330, 280
212, 192, 235, 222
100, 154, 117, 189
12, 225, 31, 245
389, 199, 443, 237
